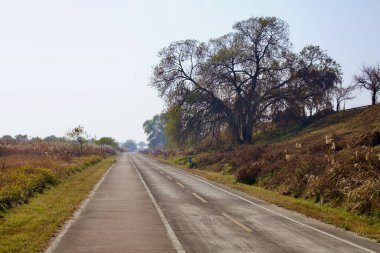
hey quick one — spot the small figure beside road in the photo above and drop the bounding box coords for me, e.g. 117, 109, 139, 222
188, 156, 194, 168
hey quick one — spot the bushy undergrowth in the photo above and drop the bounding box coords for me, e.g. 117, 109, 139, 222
156, 105, 380, 217
0, 140, 115, 212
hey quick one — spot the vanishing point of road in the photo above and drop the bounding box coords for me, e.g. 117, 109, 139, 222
46, 153, 380, 253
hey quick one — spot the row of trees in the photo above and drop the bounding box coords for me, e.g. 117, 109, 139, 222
65, 126, 150, 153
123, 139, 147, 151
0, 126, 120, 156
147, 16, 379, 147
1, 126, 154, 154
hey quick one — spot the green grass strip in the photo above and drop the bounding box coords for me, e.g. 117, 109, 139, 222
0, 156, 116, 253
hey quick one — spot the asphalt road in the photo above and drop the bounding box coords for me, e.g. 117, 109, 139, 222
47, 153, 380, 253
46, 154, 179, 253
130, 153, 380, 253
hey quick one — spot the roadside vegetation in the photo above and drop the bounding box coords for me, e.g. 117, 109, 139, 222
147, 105, 380, 240
143, 16, 380, 240
156, 160, 380, 242
0, 126, 118, 252
0, 129, 117, 212
0, 156, 116, 253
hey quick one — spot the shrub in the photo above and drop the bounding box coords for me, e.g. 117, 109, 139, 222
235, 162, 264, 184
354, 130, 380, 147
0, 166, 59, 210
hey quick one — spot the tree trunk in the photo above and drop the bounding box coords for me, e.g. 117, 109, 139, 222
242, 125, 253, 143
372, 90, 377, 105
230, 97, 244, 144
336, 100, 340, 112
242, 113, 254, 144
228, 119, 242, 145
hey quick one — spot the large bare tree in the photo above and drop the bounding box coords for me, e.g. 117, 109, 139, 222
150, 17, 341, 144
354, 64, 380, 105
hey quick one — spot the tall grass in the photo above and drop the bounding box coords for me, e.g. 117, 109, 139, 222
0, 139, 116, 212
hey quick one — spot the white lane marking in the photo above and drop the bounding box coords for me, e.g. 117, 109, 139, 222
167, 176, 173, 180
222, 212, 253, 233
272, 218, 347, 253
45, 159, 117, 253
129, 155, 186, 253
176, 182, 185, 188
141, 156, 377, 253
192, 193, 207, 203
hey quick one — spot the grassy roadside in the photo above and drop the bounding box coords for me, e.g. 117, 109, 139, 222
154, 156, 380, 242
0, 156, 116, 253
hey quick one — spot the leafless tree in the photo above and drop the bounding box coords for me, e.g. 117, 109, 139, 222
331, 83, 357, 111
353, 64, 380, 105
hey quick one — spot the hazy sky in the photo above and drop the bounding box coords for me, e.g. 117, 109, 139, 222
1, 0, 379, 142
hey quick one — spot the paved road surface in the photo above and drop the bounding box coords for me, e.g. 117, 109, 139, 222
46, 154, 180, 253
47, 153, 380, 253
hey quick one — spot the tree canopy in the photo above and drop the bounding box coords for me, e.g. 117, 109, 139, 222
137, 141, 147, 150
150, 16, 342, 145
123, 139, 137, 152
143, 114, 166, 149
96, 137, 118, 148
66, 125, 88, 155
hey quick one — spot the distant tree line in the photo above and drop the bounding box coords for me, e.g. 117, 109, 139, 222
147, 16, 380, 147
0, 126, 158, 154
0, 125, 121, 155
122, 140, 147, 152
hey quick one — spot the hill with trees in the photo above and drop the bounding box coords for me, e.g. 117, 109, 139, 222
144, 16, 380, 232
149, 16, 378, 149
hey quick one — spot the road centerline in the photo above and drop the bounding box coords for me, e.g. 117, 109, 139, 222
192, 192, 207, 203
152, 159, 378, 253
176, 182, 185, 188
129, 155, 186, 253
222, 213, 253, 233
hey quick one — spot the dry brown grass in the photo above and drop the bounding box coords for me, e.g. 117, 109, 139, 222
155, 105, 380, 217
0, 140, 116, 212
154, 157, 380, 241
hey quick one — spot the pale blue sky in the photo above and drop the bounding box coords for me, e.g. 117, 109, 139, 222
0, 0, 379, 142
